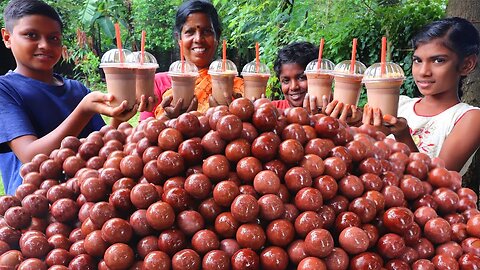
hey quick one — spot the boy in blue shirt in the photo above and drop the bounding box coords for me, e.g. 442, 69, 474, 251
0, 0, 140, 194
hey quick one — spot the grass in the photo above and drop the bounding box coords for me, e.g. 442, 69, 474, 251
102, 111, 140, 127
0, 174, 4, 196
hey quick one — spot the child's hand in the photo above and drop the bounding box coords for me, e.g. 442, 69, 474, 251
303, 93, 320, 114
161, 96, 198, 119
83, 92, 129, 115
111, 102, 139, 122
323, 99, 361, 125
362, 104, 409, 136
383, 114, 409, 137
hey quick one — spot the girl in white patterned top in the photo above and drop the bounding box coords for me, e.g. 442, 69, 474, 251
363, 17, 480, 175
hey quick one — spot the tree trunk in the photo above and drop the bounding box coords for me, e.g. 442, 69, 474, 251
446, 1, 480, 193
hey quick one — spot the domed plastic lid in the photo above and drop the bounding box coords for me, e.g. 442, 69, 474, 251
305, 59, 335, 74
363, 62, 405, 82
100, 49, 133, 67
333, 60, 366, 77
168, 60, 199, 77
126, 51, 159, 67
241, 60, 270, 76
208, 59, 238, 76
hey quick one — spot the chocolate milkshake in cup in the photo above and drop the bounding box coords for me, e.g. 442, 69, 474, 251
241, 60, 270, 100
208, 59, 238, 105
127, 51, 159, 104
168, 60, 199, 109
305, 59, 335, 106
332, 60, 366, 106
363, 62, 405, 117
100, 49, 137, 110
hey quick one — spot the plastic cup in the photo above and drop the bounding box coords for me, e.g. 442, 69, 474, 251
100, 49, 136, 110
332, 60, 367, 106
210, 73, 236, 105
136, 66, 157, 101
168, 60, 199, 109
127, 52, 159, 104
241, 60, 270, 100
102, 65, 137, 110
208, 59, 238, 105
363, 62, 405, 117
305, 59, 335, 106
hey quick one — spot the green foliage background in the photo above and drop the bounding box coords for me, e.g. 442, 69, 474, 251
213, 0, 446, 102
1, 0, 446, 104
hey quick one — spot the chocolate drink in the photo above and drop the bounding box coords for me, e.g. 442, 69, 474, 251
333, 75, 363, 106
243, 74, 269, 100
363, 62, 405, 117
170, 73, 197, 110
135, 64, 157, 109
365, 79, 403, 116
102, 65, 137, 110
306, 73, 334, 107
211, 73, 236, 105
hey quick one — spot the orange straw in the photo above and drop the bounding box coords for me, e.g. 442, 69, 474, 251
140, 30, 146, 65
222, 40, 226, 72
114, 23, 124, 63
255, 42, 260, 73
350, 38, 357, 74
381, 36, 387, 76
317, 38, 324, 71
180, 39, 185, 73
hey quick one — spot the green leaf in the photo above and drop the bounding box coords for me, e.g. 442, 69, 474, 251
79, 0, 99, 27
97, 16, 115, 39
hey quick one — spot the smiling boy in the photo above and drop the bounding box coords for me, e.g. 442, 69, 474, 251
0, 0, 137, 194
272, 42, 318, 109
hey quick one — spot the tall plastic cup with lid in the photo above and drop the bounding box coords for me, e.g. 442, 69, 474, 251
241, 61, 270, 100
100, 49, 137, 110
305, 59, 335, 106
208, 59, 238, 105
363, 62, 405, 116
332, 60, 367, 106
126, 51, 159, 109
168, 60, 199, 109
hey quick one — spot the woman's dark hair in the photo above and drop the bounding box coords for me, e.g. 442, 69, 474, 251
412, 17, 480, 97
174, 0, 221, 41
3, 0, 63, 32
273, 41, 318, 78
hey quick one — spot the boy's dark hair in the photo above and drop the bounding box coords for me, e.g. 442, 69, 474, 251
412, 17, 480, 97
174, 0, 221, 41
274, 41, 318, 78
3, 0, 63, 32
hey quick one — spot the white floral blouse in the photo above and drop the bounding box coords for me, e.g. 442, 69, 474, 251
397, 95, 479, 175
